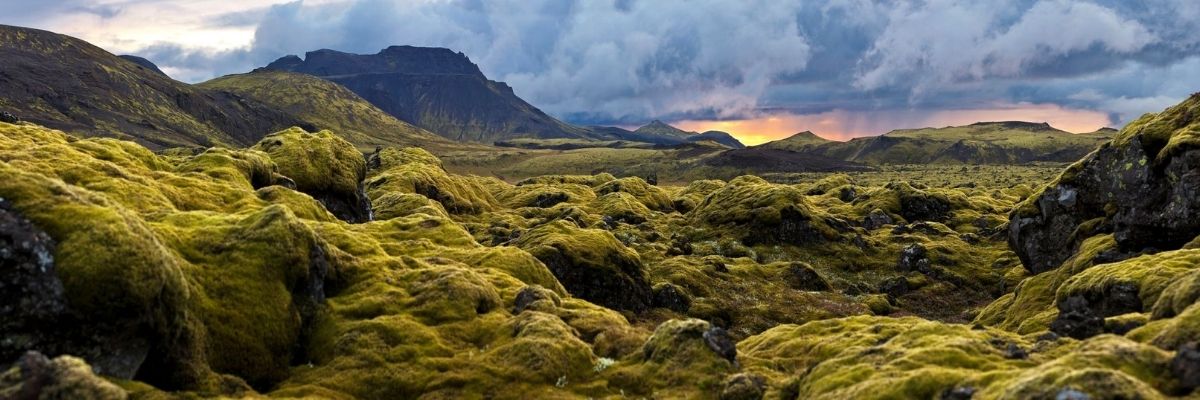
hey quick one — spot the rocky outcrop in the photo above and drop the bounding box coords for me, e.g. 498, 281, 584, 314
1009, 93, 1200, 274
514, 220, 653, 312
261, 46, 591, 143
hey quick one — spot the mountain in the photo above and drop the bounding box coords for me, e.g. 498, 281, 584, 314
198, 71, 472, 152
0, 24, 308, 149
691, 131, 745, 149
757, 131, 830, 151
760, 121, 1115, 165
633, 120, 691, 138
260, 46, 592, 143
117, 55, 167, 77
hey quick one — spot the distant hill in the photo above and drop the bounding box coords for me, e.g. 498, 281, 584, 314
759, 121, 1115, 165
260, 46, 593, 143
691, 131, 745, 149
757, 131, 830, 152
633, 120, 691, 139
0, 24, 307, 149
198, 71, 474, 152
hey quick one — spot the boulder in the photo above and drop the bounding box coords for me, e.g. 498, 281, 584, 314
0, 111, 19, 124
1010, 94, 1200, 273
897, 244, 931, 273
1173, 342, 1200, 393
782, 262, 831, 291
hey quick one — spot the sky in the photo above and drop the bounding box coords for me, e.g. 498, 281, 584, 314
4, 0, 1198, 144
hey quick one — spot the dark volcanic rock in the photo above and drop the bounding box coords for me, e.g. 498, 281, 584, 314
1051, 282, 1144, 339
703, 326, 738, 365
652, 283, 692, 313
897, 244, 931, 273
1173, 342, 1200, 393
0, 110, 19, 123
863, 208, 894, 229
721, 373, 767, 400
782, 262, 831, 291
1010, 94, 1200, 273
1050, 296, 1104, 339
940, 386, 976, 400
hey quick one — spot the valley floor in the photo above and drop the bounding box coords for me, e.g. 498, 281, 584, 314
3, 98, 1200, 399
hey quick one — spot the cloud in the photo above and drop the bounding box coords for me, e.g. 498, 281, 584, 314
2, 0, 1198, 137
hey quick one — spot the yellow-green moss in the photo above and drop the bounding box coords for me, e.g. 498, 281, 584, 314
252, 127, 365, 196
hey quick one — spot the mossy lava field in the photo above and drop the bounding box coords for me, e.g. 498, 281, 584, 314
5, 96, 1200, 399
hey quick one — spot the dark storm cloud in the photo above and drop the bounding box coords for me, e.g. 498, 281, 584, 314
92, 0, 1200, 127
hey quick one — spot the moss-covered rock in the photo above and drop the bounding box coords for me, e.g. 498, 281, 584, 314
0, 351, 127, 399
595, 177, 674, 212
514, 220, 652, 312
1010, 93, 1200, 274
364, 148, 499, 215
689, 175, 841, 246
252, 127, 371, 222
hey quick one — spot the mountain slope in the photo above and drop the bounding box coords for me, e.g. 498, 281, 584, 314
761, 121, 1114, 165
0, 24, 307, 149
757, 131, 830, 151
198, 71, 473, 152
260, 46, 592, 143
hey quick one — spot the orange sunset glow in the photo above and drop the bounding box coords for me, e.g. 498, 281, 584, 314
672, 103, 1114, 145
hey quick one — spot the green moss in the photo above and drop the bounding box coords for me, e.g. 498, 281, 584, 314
0, 354, 128, 399
252, 127, 365, 196
670, 179, 725, 213
688, 175, 839, 245
591, 192, 654, 224
594, 177, 673, 212
364, 152, 499, 215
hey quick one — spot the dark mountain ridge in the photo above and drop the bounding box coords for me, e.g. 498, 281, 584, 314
261, 46, 593, 143
0, 24, 306, 149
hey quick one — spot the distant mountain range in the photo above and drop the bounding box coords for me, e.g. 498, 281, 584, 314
756, 122, 1116, 165
0, 24, 1113, 169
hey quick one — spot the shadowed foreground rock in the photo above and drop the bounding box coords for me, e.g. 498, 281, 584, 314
1010, 93, 1200, 273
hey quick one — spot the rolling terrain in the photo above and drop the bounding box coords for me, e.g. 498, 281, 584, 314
760, 121, 1116, 165
2, 23, 1199, 400
3, 95, 1200, 399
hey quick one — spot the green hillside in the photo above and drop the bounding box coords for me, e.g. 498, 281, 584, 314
199, 71, 476, 152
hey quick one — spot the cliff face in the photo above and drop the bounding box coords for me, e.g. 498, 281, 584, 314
262, 46, 592, 143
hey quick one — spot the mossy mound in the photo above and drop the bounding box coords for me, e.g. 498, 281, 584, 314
514, 220, 653, 312
670, 179, 725, 213
498, 183, 596, 209
740, 315, 1181, 399
688, 175, 841, 246
0, 351, 128, 399
252, 127, 371, 222
516, 173, 617, 187
364, 147, 499, 215
591, 192, 655, 224
594, 177, 674, 212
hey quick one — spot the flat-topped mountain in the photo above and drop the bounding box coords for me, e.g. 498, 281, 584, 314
0, 24, 306, 149
260, 46, 592, 143
760, 121, 1115, 165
